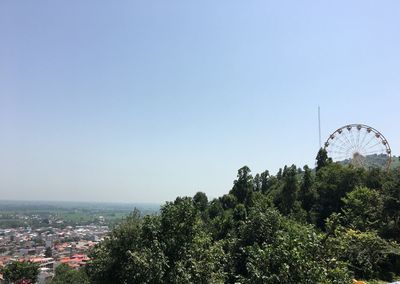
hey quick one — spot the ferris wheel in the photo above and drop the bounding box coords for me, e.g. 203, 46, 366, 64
324, 124, 392, 170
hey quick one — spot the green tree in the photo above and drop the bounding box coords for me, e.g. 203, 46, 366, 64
365, 167, 384, 189
209, 210, 234, 240
243, 223, 351, 284
325, 228, 400, 280
233, 205, 351, 283
381, 170, 400, 241
299, 165, 314, 212
160, 197, 226, 283
316, 148, 331, 171
160, 197, 200, 264
1, 261, 39, 284
341, 186, 383, 231
193, 191, 208, 211
220, 194, 237, 210
312, 163, 365, 228
230, 166, 254, 204
233, 206, 284, 278
233, 203, 247, 223
50, 264, 89, 284
239, 207, 282, 247
44, 247, 52, 258
207, 198, 224, 219
86, 209, 166, 284
168, 233, 227, 283
84, 164, 400, 283
260, 170, 271, 193
278, 165, 298, 215
254, 173, 262, 192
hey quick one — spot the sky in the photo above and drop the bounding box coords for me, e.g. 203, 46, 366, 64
0, 1, 399, 203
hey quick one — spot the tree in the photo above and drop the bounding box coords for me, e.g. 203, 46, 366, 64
84, 164, 400, 283
316, 148, 331, 171
50, 264, 89, 284
193, 191, 208, 211
220, 194, 237, 210
278, 165, 298, 215
243, 223, 351, 284
86, 209, 165, 284
160, 197, 200, 264
233, 206, 351, 283
341, 186, 383, 231
299, 165, 314, 212
276, 168, 283, 180
260, 170, 271, 193
233, 203, 247, 222
159, 197, 226, 283
239, 207, 283, 247
207, 198, 224, 219
1, 261, 39, 284
230, 166, 254, 204
325, 227, 400, 280
381, 170, 400, 241
167, 233, 227, 283
365, 167, 384, 189
254, 173, 261, 192
312, 163, 365, 228
44, 247, 52, 258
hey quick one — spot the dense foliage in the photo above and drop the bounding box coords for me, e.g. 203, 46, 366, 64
86, 151, 400, 283
49, 264, 90, 284
0, 261, 39, 284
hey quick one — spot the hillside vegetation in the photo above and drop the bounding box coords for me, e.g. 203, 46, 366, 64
82, 149, 400, 283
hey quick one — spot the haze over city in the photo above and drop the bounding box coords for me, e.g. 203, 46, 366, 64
1, 0, 399, 203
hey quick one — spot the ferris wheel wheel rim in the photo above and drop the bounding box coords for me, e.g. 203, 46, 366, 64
323, 123, 392, 170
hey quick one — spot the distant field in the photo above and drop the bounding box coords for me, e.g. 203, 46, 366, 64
0, 200, 160, 229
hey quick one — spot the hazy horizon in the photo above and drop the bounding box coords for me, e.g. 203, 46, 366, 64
0, 199, 160, 205
1, 1, 399, 203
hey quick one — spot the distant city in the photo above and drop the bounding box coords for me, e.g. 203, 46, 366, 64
0, 201, 159, 283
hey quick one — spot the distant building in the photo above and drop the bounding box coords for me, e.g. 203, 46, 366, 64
38, 268, 53, 284
59, 254, 90, 269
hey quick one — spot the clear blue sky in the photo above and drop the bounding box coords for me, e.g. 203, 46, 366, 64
1, 1, 399, 203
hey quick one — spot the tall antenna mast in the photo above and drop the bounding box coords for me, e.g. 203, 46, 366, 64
318, 105, 321, 149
